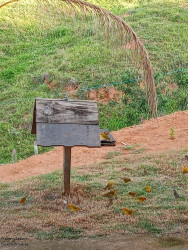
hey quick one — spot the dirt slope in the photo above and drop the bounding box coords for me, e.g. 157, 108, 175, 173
0, 110, 187, 183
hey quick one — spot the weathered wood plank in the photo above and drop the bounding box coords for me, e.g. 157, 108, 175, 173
36, 123, 101, 147
31, 100, 37, 134
63, 147, 71, 195
36, 99, 99, 125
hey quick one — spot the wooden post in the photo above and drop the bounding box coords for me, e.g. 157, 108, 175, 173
63, 147, 71, 195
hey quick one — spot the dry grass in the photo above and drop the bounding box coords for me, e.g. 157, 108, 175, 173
0, 149, 188, 245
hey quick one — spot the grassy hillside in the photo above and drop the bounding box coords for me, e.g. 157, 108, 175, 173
0, 0, 187, 163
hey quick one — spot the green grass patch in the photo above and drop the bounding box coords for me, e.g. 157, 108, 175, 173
106, 151, 121, 159
35, 226, 83, 240
137, 218, 163, 234
133, 148, 147, 154
123, 144, 138, 150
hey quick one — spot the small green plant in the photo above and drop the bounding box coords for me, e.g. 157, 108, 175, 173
115, 151, 121, 156
106, 151, 121, 159
123, 144, 138, 150
106, 152, 114, 159
170, 127, 175, 140
133, 148, 146, 154
124, 145, 135, 150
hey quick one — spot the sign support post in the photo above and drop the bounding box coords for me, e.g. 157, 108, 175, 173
63, 147, 71, 195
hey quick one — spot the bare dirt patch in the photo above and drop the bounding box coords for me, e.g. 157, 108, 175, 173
2, 234, 188, 250
64, 86, 124, 104
87, 87, 124, 104
0, 110, 187, 183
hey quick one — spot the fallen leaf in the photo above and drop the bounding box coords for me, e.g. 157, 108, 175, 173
100, 131, 110, 141
122, 207, 135, 215
182, 166, 188, 174
128, 192, 138, 197
20, 197, 27, 203
145, 186, 151, 192
136, 196, 146, 202
104, 182, 114, 190
121, 177, 131, 183
103, 190, 117, 197
68, 204, 80, 211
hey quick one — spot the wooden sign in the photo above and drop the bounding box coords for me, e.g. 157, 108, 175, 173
32, 98, 101, 147
31, 98, 101, 194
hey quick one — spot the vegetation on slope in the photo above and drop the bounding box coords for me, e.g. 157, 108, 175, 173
0, 0, 187, 163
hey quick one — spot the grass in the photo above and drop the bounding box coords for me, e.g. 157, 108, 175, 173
133, 147, 147, 154
0, 0, 187, 163
123, 144, 138, 150
137, 218, 163, 234
35, 226, 83, 240
106, 151, 121, 159
0, 149, 187, 243
158, 237, 185, 247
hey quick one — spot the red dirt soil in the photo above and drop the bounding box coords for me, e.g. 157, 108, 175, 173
0, 110, 187, 183
64, 86, 124, 104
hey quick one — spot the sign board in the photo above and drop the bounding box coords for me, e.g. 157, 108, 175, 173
31, 98, 101, 147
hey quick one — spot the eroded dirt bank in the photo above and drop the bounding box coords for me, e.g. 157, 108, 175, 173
0, 110, 187, 183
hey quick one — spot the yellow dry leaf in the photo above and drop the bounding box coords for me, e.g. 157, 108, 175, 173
182, 166, 188, 174
103, 190, 117, 197
104, 182, 114, 190
68, 204, 80, 211
121, 177, 131, 183
100, 131, 110, 141
128, 192, 138, 197
122, 207, 134, 215
145, 186, 151, 192
19, 197, 27, 203
136, 196, 146, 202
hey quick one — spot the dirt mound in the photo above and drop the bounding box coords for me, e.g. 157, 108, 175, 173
0, 110, 187, 183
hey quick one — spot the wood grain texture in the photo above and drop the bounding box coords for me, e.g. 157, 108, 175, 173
63, 147, 71, 194
31, 100, 37, 134
36, 99, 99, 125
36, 123, 101, 147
